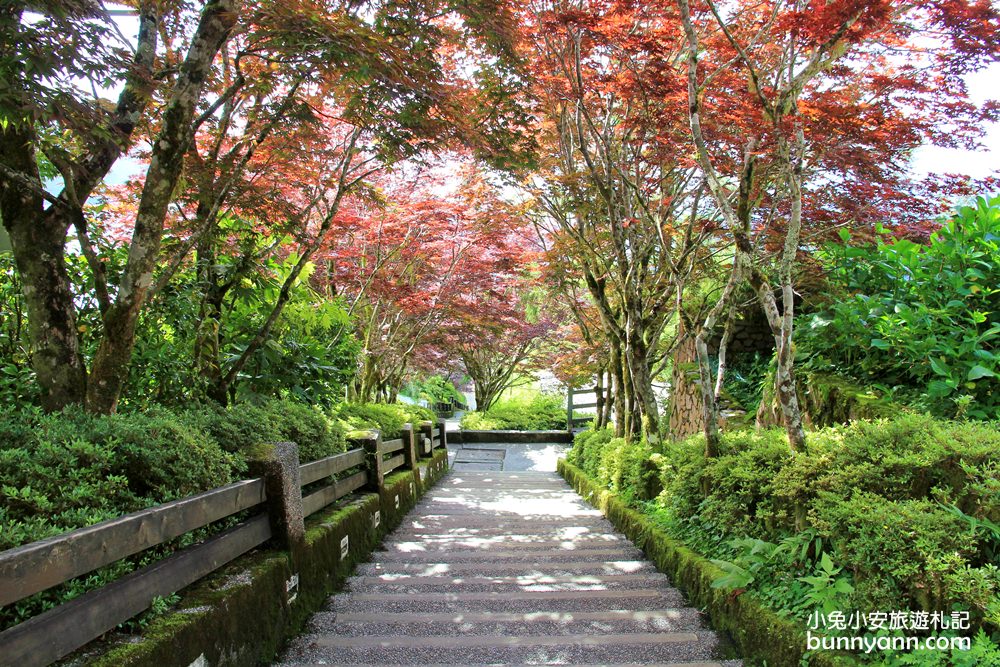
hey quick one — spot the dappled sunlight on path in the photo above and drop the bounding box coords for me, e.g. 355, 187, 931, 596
276, 470, 741, 666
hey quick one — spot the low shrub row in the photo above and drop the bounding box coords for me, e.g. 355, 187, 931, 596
566, 414, 1000, 665
460, 394, 567, 430
333, 402, 437, 438
0, 398, 437, 632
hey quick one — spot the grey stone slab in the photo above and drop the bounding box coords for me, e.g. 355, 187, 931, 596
449, 462, 502, 472
453, 447, 506, 461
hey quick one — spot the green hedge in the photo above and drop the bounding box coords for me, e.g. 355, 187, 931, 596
333, 402, 437, 438
0, 399, 425, 632
559, 459, 857, 667
565, 415, 1000, 664
460, 394, 566, 430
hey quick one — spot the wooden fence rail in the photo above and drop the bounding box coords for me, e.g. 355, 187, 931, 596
0, 421, 448, 667
567, 385, 600, 429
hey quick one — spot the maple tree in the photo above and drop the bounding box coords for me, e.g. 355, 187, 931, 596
0, 0, 533, 413
523, 0, 720, 442
314, 162, 536, 404
675, 0, 1000, 452
519, 0, 998, 451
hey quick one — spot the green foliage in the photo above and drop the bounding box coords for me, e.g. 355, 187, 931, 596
567, 413, 1000, 661
798, 552, 855, 614
333, 402, 436, 438
566, 428, 660, 504
402, 375, 466, 407
0, 254, 37, 405
0, 397, 359, 631
720, 350, 770, 413
798, 196, 1000, 419
0, 243, 360, 410
181, 398, 347, 469
221, 256, 359, 407
460, 393, 565, 430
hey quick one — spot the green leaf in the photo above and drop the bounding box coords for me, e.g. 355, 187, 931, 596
870, 339, 890, 350
967, 365, 996, 381
929, 357, 950, 377
927, 380, 954, 398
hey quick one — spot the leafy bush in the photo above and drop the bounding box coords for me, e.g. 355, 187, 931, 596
798, 196, 1000, 419
565, 414, 1000, 659
0, 397, 356, 631
333, 402, 437, 438
720, 351, 770, 413
460, 394, 566, 430
181, 398, 346, 469
566, 427, 659, 504
403, 375, 466, 407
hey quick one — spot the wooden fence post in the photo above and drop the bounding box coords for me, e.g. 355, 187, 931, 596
402, 423, 419, 471
250, 441, 305, 564
567, 387, 574, 431
419, 421, 433, 457
360, 431, 384, 492
437, 420, 447, 451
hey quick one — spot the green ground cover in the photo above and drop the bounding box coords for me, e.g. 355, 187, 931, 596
565, 415, 1000, 665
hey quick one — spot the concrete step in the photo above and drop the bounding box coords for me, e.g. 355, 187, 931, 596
304, 609, 708, 636
344, 572, 674, 594
276, 468, 742, 666
402, 503, 602, 522
399, 517, 615, 529
389, 526, 628, 544
282, 663, 738, 667
329, 588, 690, 613
279, 630, 722, 665
380, 536, 628, 552
354, 559, 660, 577
368, 546, 645, 563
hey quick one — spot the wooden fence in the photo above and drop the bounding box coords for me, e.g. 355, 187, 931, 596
0, 420, 448, 667
567, 385, 600, 429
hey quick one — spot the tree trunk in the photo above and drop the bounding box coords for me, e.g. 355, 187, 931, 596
714, 303, 736, 399
600, 369, 613, 429
624, 325, 659, 444
610, 342, 626, 438
3, 205, 87, 410
594, 369, 606, 430
86, 0, 239, 413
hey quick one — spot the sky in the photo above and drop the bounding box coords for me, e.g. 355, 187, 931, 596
909, 64, 1000, 179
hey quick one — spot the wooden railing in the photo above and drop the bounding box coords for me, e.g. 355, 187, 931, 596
567, 386, 600, 429
0, 421, 448, 667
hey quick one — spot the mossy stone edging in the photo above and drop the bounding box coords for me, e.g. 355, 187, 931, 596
558, 459, 858, 667
85, 448, 450, 667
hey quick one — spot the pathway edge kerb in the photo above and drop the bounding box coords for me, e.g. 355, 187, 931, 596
557, 459, 859, 667
450, 429, 573, 444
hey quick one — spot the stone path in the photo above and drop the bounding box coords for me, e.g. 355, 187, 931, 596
277, 470, 741, 666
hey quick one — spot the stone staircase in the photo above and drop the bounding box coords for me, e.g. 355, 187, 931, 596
277, 471, 741, 666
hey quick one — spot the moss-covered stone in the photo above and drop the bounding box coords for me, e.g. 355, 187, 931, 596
559, 459, 859, 667
77, 447, 450, 667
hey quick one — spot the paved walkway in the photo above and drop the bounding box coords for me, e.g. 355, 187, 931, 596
277, 470, 741, 666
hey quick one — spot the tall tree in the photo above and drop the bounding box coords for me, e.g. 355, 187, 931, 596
2, 0, 535, 412
524, 0, 714, 442
0, 1, 238, 411
675, 0, 1000, 451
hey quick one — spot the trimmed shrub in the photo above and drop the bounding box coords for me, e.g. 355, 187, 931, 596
181, 399, 347, 470
333, 402, 436, 438
460, 394, 566, 430
563, 414, 1000, 656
